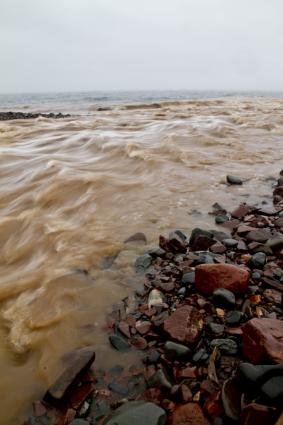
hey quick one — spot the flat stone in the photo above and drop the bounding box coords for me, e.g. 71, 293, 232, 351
171, 403, 210, 425
164, 341, 191, 361
246, 229, 271, 243
242, 318, 283, 363
195, 263, 250, 295
163, 306, 203, 345
266, 235, 283, 252
192, 348, 209, 363
210, 242, 226, 254
226, 175, 243, 185
222, 238, 238, 248
210, 339, 238, 355
44, 346, 95, 403
212, 288, 236, 309
105, 401, 166, 425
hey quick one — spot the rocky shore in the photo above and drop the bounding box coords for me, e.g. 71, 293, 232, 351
24, 172, 283, 425
0, 112, 71, 120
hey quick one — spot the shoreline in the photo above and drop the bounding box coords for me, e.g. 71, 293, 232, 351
24, 172, 283, 425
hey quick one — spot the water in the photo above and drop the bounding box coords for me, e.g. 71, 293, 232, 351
0, 91, 283, 424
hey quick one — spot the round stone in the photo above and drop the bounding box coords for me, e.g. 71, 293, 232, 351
164, 341, 191, 361
249, 252, 266, 269
226, 310, 243, 326
213, 288, 236, 309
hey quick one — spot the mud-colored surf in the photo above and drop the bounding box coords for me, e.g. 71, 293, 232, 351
0, 97, 282, 424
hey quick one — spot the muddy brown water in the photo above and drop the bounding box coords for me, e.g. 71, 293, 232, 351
0, 97, 282, 424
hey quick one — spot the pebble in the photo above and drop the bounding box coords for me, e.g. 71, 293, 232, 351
135, 254, 152, 273
249, 252, 267, 268
164, 341, 191, 361
181, 271, 195, 285
222, 238, 238, 248
225, 310, 243, 326
109, 334, 130, 352
226, 175, 243, 185
192, 348, 209, 363
105, 401, 167, 425
212, 288, 236, 309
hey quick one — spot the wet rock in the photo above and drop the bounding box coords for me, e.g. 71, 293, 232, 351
249, 252, 267, 268
144, 350, 160, 364
43, 346, 95, 404
166, 231, 187, 253
226, 310, 243, 326
105, 401, 166, 425
135, 254, 152, 273
246, 229, 271, 243
266, 235, 283, 252
263, 289, 282, 306
177, 287, 187, 297
181, 271, 195, 285
192, 348, 209, 363
221, 377, 242, 421
136, 320, 151, 335
242, 318, 283, 363
212, 288, 236, 309
179, 384, 193, 402
241, 403, 278, 425
195, 263, 250, 295
189, 228, 215, 251
215, 215, 229, 224
210, 242, 226, 254
70, 420, 90, 425
124, 232, 147, 244
226, 175, 243, 185
210, 339, 238, 355
164, 341, 191, 361
261, 376, 283, 401
109, 333, 130, 352
252, 271, 262, 280
208, 322, 225, 336
148, 247, 166, 258
193, 252, 215, 266
163, 305, 203, 345
171, 403, 210, 425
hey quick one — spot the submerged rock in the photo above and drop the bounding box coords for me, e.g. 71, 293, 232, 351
226, 175, 243, 185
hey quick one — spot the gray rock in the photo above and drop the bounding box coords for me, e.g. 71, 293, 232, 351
261, 376, 283, 401
279, 211, 283, 218
70, 421, 90, 425
189, 228, 215, 251
252, 271, 262, 280
239, 363, 283, 385
148, 368, 173, 390
208, 322, 225, 336
249, 252, 266, 268
164, 341, 191, 361
181, 271, 195, 285
124, 232, 147, 244
222, 238, 238, 248
210, 339, 238, 355
226, 175, 243, 185
147, 247, 166, 258
266, 235, 283, 252
212, 288, 236, 309
226, 311, 243, 326
215, 215, 228, 224
135, 254, 152, 273
109, 334, 130, 352
177, 287, 187, 297
192, 348, 209, 363
105, 401, 167, 425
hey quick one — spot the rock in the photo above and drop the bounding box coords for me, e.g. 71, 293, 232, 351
246, 229, 271, 243
207, 322, 225, 336
171, 403, 210, 425
148, 368, 173, 390
239, 363, 283, 385
148, 247, 166, 258
44, 346, 95, 404
222, 238, 238, 248
241, 403, 278, 425
148, 289, 164, 308
266, 235, 283, 252
124, 232, 147, 244
70, 420, 90, 425
210, 242, 226, 254
105, 401, 166, 425
221, 377, 242, 421
136, 320, 151, 335
166, 231, 187, 253
181, 271, 195, 285
263, 289, 282, 306
226, 175, 243, 185
215, 215, 228, 224
212, 288, 236, 309
249, 252, 267, 268
163, 306, 203, 345
195, 263, 250, 295
192, 348, 209, 363
135, 254, 152, 273
226, 310, 243, 326
210, 339, 238, 355
164, 341, 191, 361
189, 228, 215, 251
242, 318, 283, 363
143, 350, 160, 365
109, 333, 130, 352
193, 252, 215, 266
261, 376, 283, 401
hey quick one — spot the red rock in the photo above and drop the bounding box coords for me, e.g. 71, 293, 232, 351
203, 392, 223, 420
136, 320, 151, 335
33, 400, 47, 417
237, 225, 257, 235
130, 335, 147, 349
171, 403, 210, 425
246, 229, 271, 243
163, 306, 203, 345
179, 384, 193, 402
231, 204, 253, 219
177, 366, 198, 380
242, 318, 283, 363
222, 219, 240, 231
70, 382, 94, 409
210, 242, 226, 254
195, 264, 250, 295
241, 403, 278, 425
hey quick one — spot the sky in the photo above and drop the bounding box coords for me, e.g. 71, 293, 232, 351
1, 0, 283, 93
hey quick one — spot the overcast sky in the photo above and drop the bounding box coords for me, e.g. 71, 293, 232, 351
1, 0, 283, 93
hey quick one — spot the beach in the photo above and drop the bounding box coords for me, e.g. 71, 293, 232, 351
0, 93, 283, 424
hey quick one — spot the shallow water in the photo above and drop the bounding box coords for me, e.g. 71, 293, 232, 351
0, 96, 282, 424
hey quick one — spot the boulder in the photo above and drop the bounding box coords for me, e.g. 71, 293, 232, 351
163, 306, 203, 345
195, 263, 250, 295
242, 318, 283, 363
